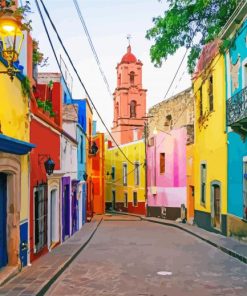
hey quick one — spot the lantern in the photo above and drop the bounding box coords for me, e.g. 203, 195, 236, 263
0, 13, 24, 79
44, 157, 55, 175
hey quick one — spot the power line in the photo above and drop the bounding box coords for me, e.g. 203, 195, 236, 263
163, 48, 188, 100
72, 0, 112, 99
35, 0, 137, 166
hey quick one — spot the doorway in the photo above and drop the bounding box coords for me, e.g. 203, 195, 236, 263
50, 189, 58, 247
62, 183, 70, 241
211, 182, 221, 230
0, 173, 8, 268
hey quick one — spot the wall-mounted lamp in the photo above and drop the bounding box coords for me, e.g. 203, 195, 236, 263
0, 12, 24, 80
89, 141, 98, 156
83, 171, 88, 181
38, 154, 55, 175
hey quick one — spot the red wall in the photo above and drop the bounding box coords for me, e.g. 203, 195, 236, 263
29, 119, 61, 261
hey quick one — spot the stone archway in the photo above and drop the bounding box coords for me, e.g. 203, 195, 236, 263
0, 152, 21, 267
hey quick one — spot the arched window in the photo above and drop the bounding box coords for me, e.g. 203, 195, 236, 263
118, 74, 121, 86
130, 71, 135, 85
130, 100, 137, 118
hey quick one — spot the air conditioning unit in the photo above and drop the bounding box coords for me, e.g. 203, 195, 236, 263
151, 186, 157, 195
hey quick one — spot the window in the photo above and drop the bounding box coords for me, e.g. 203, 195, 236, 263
130, 100, 137, 118
130, 71, 135, 85
123, 163, 127, 186
111, 167, 115, 180
124, 192, 128, 208
134, 162, 140, 186
148, 137, 154, 147
243, 160, 247, 220
199, 86, 203, 117
208, 75, 214, 112
160, 153, 165, 174
34, 184, 48, 253
133, 192, 138, 207
80, 136, 83, 163
201, 163, 206, 205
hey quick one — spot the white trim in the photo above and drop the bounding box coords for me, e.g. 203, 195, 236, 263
226, 52, 232, 99
242, 57, 247, 89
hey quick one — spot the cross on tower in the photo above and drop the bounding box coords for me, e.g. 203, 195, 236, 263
127, 34, 132, 46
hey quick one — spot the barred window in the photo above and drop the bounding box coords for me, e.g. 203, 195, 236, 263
208, 75, 214, 112
133, 192, 138, 207
34, 184, 47, 253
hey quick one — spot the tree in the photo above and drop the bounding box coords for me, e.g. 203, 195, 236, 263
146, 0, 238, 74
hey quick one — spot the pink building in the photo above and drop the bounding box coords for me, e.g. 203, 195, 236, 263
147, 127, 187, 220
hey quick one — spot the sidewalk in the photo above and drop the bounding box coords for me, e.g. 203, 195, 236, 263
108, 211, 247, 265
0, 215, 103, 296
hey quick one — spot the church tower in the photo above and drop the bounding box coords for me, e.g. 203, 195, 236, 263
111, 45, 147, 145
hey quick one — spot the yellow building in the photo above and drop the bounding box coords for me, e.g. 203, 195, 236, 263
186, 144, 195, 222
193, 40, 227, 235
105, 139, 146, 215
0, 61, 35, 272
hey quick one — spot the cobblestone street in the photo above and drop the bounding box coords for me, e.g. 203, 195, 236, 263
45, 218, 247, 296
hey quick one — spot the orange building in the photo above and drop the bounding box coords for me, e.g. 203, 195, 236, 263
92, 133, 105, 214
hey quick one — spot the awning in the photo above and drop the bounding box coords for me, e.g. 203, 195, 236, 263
0, 134, 36, 155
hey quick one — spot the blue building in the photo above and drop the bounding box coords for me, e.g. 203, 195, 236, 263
62, 82, 88, 226
222, 1, 247, 237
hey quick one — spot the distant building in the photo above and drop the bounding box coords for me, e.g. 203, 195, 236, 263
147, 88, 194, 219
105, 45, 147, 215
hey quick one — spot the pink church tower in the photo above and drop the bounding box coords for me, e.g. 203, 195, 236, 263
111, 45, 147, 145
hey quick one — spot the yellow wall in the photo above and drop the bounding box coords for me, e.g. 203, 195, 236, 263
105, 140, 145, 205
0, 62, 30, 221
193, 53, 227, 215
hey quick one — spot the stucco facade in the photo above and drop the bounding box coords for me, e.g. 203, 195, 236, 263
222, 3, 247, 237
105, 140, 145, 215
193, 41, 227, 235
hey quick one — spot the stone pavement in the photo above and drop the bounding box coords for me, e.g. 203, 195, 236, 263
0, 215, 102, 296
108, 211, 247, 265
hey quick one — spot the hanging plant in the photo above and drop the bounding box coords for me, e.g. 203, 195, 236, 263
0, 0, 32, 32
21, 76, 31, 98
33, 39, 49, 67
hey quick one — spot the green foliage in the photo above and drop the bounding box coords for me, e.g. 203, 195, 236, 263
33, 39, 49, 67
146, 0, 238, 73
21, 76, 31, 98
36, 98, 54, 118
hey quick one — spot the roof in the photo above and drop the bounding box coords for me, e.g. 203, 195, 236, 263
121, 45, 137, 63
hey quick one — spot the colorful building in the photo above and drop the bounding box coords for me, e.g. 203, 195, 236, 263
30, 73, 62, 261
105, 139, 146, 214
193, 40, 228, 235
92, 132, 105, 215
0, 17, 35, 272
222, 2, 247, 237
147, 88, 194, 219
111, 45, 147, 145
186, 143, 195, 222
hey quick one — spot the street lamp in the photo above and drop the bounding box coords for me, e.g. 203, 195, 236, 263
44, 157, 55, 175
0, 13, 24, 80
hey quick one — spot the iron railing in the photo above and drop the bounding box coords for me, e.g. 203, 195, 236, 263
227, 86, 247, 126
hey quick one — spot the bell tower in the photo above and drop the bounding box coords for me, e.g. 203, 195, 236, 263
112, 45, 147, 145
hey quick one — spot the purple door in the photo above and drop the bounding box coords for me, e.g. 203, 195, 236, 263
72, 180, 79, 234
62, 177, 70, 241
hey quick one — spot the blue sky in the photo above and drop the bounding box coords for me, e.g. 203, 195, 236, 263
30, 0, 191, 131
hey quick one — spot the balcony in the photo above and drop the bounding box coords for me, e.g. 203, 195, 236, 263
227, 86, 247, 128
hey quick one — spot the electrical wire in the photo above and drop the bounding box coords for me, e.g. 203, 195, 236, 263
35, 0, 138, 166
72, 0, 112, 99
163, 48, 189, 100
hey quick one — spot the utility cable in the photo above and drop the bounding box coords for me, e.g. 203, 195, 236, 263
72, 0, 112, 99
35, 0, 137, 166
163, 48, 188, 100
